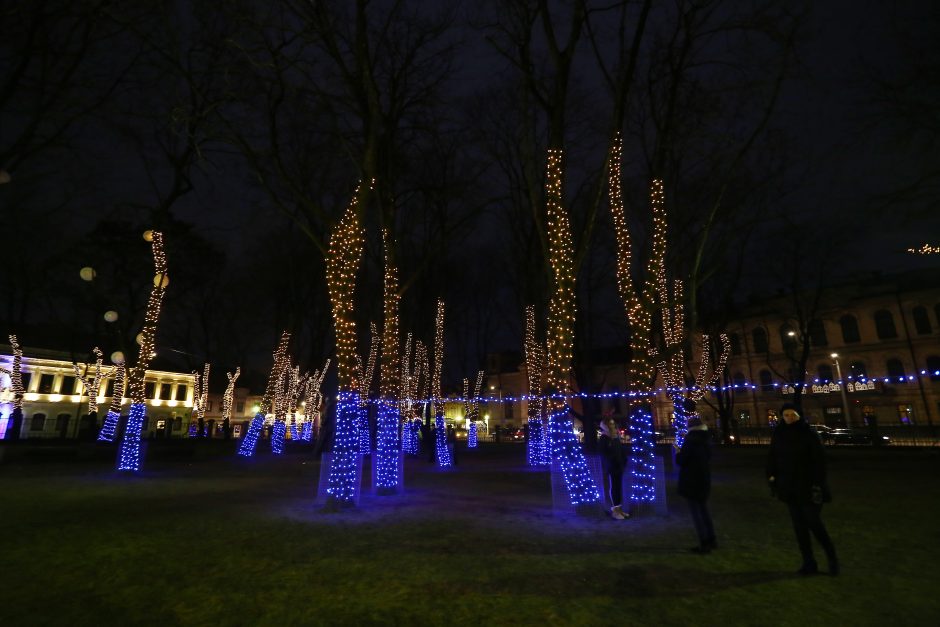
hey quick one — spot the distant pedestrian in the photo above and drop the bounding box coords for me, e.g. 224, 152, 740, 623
675, 405, 716, 553
767, 403, 838, 575
599, 414, 629, 520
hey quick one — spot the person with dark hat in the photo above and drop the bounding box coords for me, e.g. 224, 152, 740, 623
675, 399, 716, 553
767, 402, 839, 575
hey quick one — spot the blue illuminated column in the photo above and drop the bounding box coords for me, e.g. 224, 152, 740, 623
539, 417, 551, 466
526, 417, 542, 465
237, 413, 266, 457
374, 402, 401, 494
672, 396, 689, 449
549, 406, 600, 508
289, 417, 299, 441
301, 420, 312, 441
326, 393, 362, 507
98, 411, 121, 442
435, 412, 452, 468
357, 411, 371, 455
271, 420, 286, 454
116, 403, 146, 471
467, 421, 478, 449
628, 404, 656, 504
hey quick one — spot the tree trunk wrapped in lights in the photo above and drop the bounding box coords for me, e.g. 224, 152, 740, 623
189, 363, 210, 437
432, 300, 453, 468
97, 361, 126, 443
117, 231, 168, 472
375, 229, 403, 494
238, 331, 291, 457
607, 136, 661, 505
301, 359, 329, 442
325, 187, 366, 508
0, 335, 25, 440
357, 322, 380, 455
543, 150, 600, 510
524, 306, 548, 466
221, 367, 240, 440
464, 370, 484, 450
73, 347, 111, 439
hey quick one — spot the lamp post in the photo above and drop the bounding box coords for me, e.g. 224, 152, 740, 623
831, 353, 853, 428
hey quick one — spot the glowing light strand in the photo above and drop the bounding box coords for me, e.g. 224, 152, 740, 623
97, 362, 126, 443
432, 300, 452, 467
189, 363, 210, 437
544, 149, 599, 507
117, 231, 168, 472
325, 187, 366, 506
73, 347, 111, 415
238, 331, 291, 457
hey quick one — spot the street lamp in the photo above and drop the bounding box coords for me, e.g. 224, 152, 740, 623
831, 353, 853, 428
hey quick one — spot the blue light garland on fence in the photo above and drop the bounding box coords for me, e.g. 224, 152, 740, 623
271, 420, 286, 454
435, 412, 452, 468
468, 421, 478, 449
98, 410, 120, 443
116, 402, 146, 472
326, 393, 362, 506
548, 406, 600, 507
374, 402, 401, 494
237, 413, 265, 457
526, 417, 542, 466
628, 405, 656, 504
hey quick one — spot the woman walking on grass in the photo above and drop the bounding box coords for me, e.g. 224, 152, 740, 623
767, 402, 839, 576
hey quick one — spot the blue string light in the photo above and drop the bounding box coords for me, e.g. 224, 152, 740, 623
237, 413, 265, 457
271, 420, 286, 454
289, 420, 299, 441
526, 417, 543, 466
326, 393, 363, 506
549, 406, 600, 507
628, 405, 656, 504
402, 417, 418, 455
301, 420, 313, 442
467, 421, 478, 449
97, 410, 120, 442
116, 402, 146, 472
188, 422, 198, 438
374, 402, 401, 494
435, 411, 452, 468
357, 410, 371, 456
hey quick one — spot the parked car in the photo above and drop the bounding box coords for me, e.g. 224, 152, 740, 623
828, 428, 891, 446
810, 424, 835, 444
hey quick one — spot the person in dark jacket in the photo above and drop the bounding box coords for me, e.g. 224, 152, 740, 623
767, 402, 839, 576
599, 415, 629, 520
676, 410, 716, 553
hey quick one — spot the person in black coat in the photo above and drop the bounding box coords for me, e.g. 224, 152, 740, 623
676, 411, 717, 553
599, 414, 630, 520
767, 403, 839, 576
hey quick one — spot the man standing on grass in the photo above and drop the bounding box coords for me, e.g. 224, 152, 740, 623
767, 402, 839, 576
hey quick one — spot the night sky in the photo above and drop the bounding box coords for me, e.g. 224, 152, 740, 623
2, 0, 938, 390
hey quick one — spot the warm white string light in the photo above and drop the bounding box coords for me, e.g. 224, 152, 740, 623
73, 347, 112, 415
0, 335, 25, 410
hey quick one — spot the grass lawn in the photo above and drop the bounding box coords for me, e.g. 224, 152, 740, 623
2, 441, 938, 626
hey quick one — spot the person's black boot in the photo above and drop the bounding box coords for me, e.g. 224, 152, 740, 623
797, 561, 819, 575
827, 552, 840, 576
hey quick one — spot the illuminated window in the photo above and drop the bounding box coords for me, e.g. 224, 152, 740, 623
874, 310, 898, 339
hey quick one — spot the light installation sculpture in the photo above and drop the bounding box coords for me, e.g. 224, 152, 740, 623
543, 150, 599, 509
238, 331, 291, 457
325, 187, 366, 508
117, 231, 168, 472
